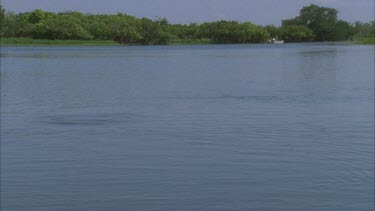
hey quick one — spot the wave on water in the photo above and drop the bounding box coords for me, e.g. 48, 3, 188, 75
40, 112, 144, 126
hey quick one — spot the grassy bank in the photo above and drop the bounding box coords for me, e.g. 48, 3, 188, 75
355, 37, 375, 45
168, 38, 213, 45
1, 37, 214, 46
0, 38, 121, 46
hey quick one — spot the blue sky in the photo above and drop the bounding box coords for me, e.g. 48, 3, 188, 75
2, 0, 374, 25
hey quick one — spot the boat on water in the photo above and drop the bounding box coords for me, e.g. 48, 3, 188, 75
272, 38, 285, 44
270, 36, 285, 44
269, 36, 284, 44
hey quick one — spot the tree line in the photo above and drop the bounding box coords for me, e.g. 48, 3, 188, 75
0, 4, 374, 44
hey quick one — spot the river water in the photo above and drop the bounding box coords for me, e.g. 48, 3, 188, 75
1, 44, 374, 210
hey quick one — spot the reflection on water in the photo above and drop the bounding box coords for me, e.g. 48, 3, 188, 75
1, 44, 374, 211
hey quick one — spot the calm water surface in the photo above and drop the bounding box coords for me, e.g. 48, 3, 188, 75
1, 44, 374, 210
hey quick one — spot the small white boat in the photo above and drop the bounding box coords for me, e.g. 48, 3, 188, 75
271, 37, 284, 44
272, 38, 284, 45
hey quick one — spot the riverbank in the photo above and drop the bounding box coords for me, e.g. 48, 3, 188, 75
355, 37, 375, 45
0, 37, 214, 46
0, 38, 121, 46
1, 37, 374, 46
168, 38, 213, 45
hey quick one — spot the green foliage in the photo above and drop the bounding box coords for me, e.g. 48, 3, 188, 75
280, 25, 313, 42
32, 14, 92, 40
356, 37, 375, 45
168, 23, 200, 40
353, 21, 375, 39
139, 18, 171, 44
0, 4, 371, 44
263, 25, 280, 39
0, 5, 5, 34
334, 20, 355, 41
1, 12, 23, 37
104, 14, 142, 44
283, 4, 354, 41
299, 4, 337, 41
0, 6, 269, 44
198, 20, 268, 43
282, 18, 304, 27
28, 9, 46, 24
15, 12, 35, 37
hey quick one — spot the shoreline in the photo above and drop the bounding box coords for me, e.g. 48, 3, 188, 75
0, 38, 122, 46
1, 37, 373, 47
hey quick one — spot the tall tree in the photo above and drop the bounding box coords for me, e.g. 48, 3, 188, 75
0, 5, 5, 33
283, 4, 345, 41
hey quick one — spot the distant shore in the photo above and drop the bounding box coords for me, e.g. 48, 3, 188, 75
1, 4, 373, 46
0, 38, 121, 46
1, 37, 373, 46
355, 37, 375, 45
0, 38, 214, 46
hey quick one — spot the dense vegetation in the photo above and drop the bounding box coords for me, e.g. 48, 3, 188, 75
265, 4, 374, 43
0, 4, 374, 45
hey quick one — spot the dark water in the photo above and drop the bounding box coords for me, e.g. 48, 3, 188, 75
1, 44, 374, 210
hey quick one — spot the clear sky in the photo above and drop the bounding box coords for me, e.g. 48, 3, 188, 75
2, 0, 374, 25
